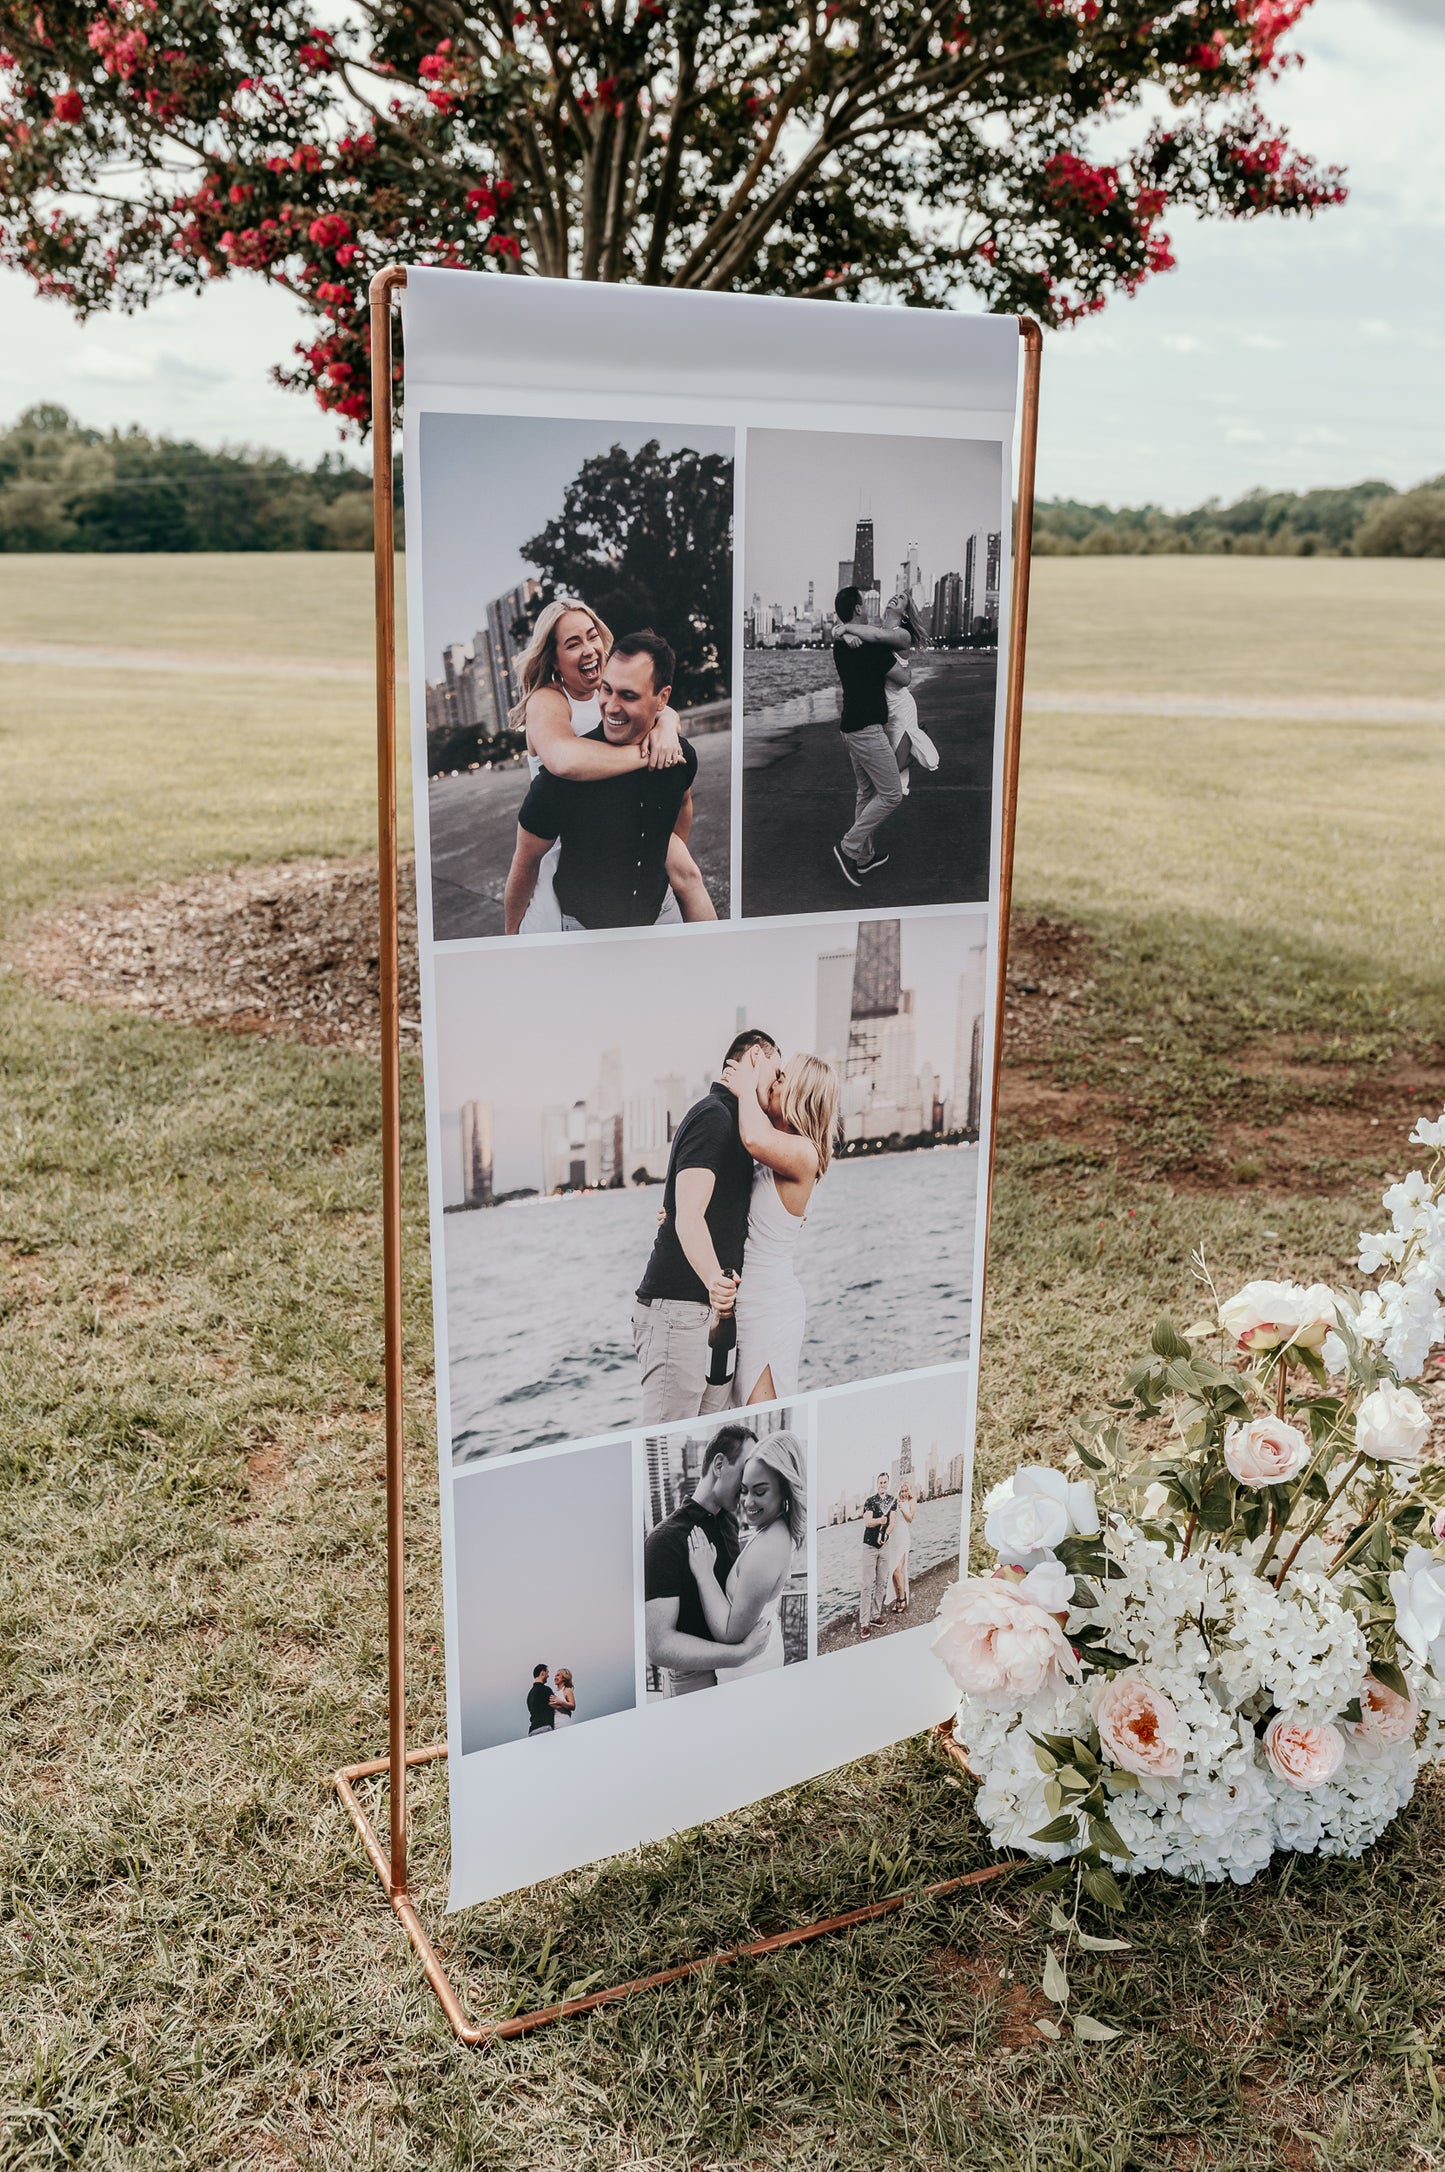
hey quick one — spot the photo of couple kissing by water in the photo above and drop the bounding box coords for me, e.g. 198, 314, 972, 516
435, 910, 985, 1463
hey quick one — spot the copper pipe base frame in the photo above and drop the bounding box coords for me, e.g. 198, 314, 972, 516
333, 1732, 1016, 2046
340, 270, 1039, 2049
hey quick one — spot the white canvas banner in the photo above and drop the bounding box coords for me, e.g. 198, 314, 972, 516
399, 268, 1020, 1911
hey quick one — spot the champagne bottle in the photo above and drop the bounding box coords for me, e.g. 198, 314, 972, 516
707, 1277, 738, 1387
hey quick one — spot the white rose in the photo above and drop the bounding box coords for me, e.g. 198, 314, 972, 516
1388, 1546, 1445, 1670
984, 1465, 1099, 1568
1017, 1558, 1073, 1614
1408, 1107, 1445, 1151
1218, 1280, 1337, 1354
1355, 1383, 1431, 1466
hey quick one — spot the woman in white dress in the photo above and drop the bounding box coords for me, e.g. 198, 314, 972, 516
509, 598, 711, 930
551, 1666, 576, 1726
880, 592, 940, 800
686, 1433, 807, 1680
888, 1479, 916, 1613
728, 1047, 841, 1407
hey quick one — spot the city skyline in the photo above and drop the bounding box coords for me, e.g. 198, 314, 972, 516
742, 427, 1004, 622
435, 912, 988, 1201
746, 509, 1003, 652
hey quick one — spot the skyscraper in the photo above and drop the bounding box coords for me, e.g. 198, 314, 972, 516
963, 534, 978, 637
815, 947, 856, 1073
851, 919, 902, 1019
984, 532, 1002, 639
951, 944, 988, 1136
460, 1100, 494, 1206
837, 558, 854, 597
852, 516, 876, 594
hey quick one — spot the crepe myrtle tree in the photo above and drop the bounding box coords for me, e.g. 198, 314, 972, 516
0, 0, 1344, 429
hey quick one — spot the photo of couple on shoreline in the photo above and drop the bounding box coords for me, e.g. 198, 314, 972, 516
433, 911, 986, 1461
643, 1411, 809, 1698
415, 411, 733, 941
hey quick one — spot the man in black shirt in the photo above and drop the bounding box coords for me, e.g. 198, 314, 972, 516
503, 628, 718, 931
644, 1423, 772, 1694
633, 1028, 783, 1424
859, 1471, 897, 1638
526, 1663, 556, 1735
829, 585, 910, 887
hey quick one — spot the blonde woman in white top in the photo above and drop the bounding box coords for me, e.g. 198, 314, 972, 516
686, 1432, 807, 1679
726, 1045, 841, 1406
509, 599, 710, 929
888, 1478, 917, 1612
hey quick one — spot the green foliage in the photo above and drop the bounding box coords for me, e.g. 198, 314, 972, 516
0, 404, 384, 553
1033, 475, 1445, 559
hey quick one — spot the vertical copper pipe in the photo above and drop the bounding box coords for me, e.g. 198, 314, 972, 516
369, 263, 409, 1896
984, 318, 1043, 1245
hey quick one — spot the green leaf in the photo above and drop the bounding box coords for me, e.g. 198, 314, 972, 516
1032, 2016, 1063, 2040
1087, 1813, 1134, 1861
1073, 2013, 1123, 2043
1029, 1814, 1083, 1845
1042, 1946, 1069, 2005
1372, 1658, 1411, 1701
1048, 1903, 1073, 1935
1076, 1931, 1132, 1952
1080, 1863, 1127, 1910
1151, 1316, 1190, 1361
1044, 1779, 1063, 1815
1032, 1742, 1057, 1775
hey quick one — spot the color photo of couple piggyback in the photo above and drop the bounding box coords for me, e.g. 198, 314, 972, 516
633, 1029, 839, 1418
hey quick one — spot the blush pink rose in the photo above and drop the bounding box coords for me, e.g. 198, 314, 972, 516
933, 1577, 1082, 1706
1355, 1674, 1419, 1747
1218, 1279, 1337, 1353
1263, 1713, 1346, 1790
1091, 1668, 1185, 1779
1223, 1415, 1311, 1487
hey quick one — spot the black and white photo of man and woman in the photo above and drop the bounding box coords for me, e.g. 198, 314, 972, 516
432, 909, 988, 1463
740, 427, 1004, 919
642, 1404, 810, 1700
813, 1369, 969, 1657
415, 410, 733, 940
451, 1436, 638, 1755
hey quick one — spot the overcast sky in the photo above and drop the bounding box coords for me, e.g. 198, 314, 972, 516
2, 0, 1438, 509
435, 908, 985, 1194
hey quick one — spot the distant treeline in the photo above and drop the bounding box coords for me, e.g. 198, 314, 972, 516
0, 404, 393, 552
1034, 477, 1445, 557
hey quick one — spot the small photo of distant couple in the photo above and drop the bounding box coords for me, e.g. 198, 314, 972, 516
415, 411, 734, 940
452, 1437, 637, 1754
433, 910, 988, 1461
814, 1369, 969, 1657
740, 427, 1005, 917
643, 1407, 810, 1698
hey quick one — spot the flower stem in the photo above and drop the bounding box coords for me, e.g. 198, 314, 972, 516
1274, 1452, 1367, 1587
1327, 1494, 1389, 1576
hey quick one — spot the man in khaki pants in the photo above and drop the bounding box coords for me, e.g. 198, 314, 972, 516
631, 1028, 782, 1422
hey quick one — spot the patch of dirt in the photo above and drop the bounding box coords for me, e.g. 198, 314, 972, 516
11, 873, 1444, 1194
12, 856, 419, 1055
245, 1440, 291, 1500
934, 1946, 1054, 2047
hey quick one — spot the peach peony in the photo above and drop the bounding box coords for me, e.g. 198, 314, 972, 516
1223, 1415, 1311, 1487
1263, 1713, 1346, 1790
1092, 1668, 1185, 1779
932, 1578, 1082, 1706
1355, 1674, 1419, 1747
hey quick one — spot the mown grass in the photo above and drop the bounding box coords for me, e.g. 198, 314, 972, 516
2, 557, 1444, 2169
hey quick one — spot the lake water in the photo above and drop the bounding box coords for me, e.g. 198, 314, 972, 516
815, 1493, 965, 1630
742, 649, 941, 772
444, 1145, 978, 1461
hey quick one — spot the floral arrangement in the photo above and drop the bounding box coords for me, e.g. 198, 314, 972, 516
936, 1105, 1445, 1902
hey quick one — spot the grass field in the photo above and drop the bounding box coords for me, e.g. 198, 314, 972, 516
2, 556, 1445, 2170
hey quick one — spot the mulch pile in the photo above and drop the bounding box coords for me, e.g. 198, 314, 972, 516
12, 857, 420, 1055
12, 857, 1082, 1066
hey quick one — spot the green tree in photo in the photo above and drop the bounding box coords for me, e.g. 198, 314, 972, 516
522, 440, 733, 705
